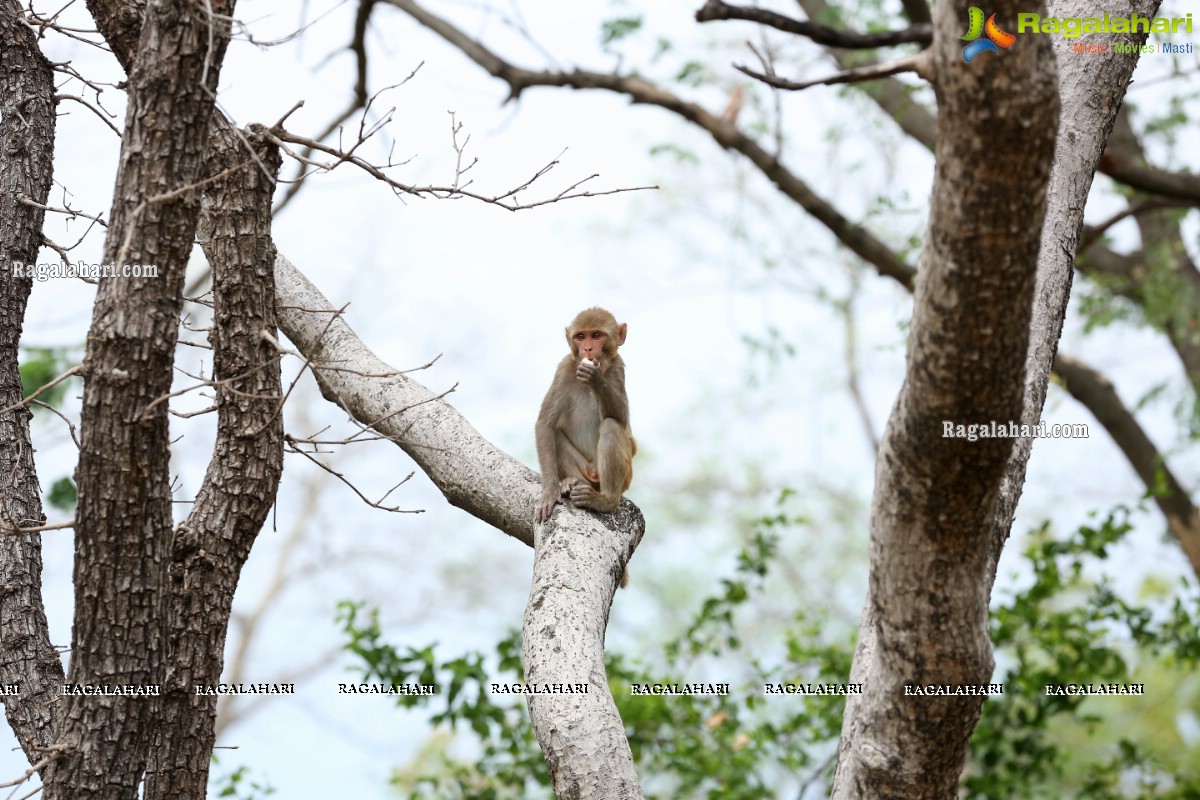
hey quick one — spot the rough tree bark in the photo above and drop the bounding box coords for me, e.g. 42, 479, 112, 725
523, 505, 645, 798
0, 0, 66, 762
830, 0, 1060, 795
985, 0, 1164, 580
44, 0, 237, 797
832, 0, 1164, 797
143, 123, 284, 800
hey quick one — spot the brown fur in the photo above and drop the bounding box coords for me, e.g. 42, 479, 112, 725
535, 308, 636, 525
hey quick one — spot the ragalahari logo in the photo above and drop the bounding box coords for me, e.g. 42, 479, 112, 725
961, 7, 1017, 62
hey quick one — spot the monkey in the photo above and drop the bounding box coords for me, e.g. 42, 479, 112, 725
535, 307, 636, 527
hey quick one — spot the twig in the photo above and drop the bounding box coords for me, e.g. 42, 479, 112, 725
31, 400, 81, 449
55, 93, 121, 136
385, 0, 915, 287
0, 518, 75, 537
0, 743, 67, 790
1079, 198, 1190, 252
284, 435, 423, 512
694, 0, 931, 48
0, 364, 81, 414
734, 51, 931, 93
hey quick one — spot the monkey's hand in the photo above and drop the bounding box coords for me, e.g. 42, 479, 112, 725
576, 358, 601, 383
536, 483, 564, 523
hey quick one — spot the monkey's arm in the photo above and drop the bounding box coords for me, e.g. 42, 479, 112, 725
587, 361, 630, 427
534, 365, 570, 522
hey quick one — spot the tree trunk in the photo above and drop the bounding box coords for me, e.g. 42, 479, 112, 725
831, 0, 1060, 795
272, 252, 645, 795
833, 0, 1163, 797
143, 122, 284, 800
44, 0, 237, 797
0, 0, 66, 762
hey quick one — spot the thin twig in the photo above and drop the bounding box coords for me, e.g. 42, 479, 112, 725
0, 364, 81, 414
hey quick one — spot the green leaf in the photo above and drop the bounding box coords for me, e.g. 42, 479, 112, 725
19, 346, 76, 406
47, 476, 77, 513
600, 16, 642, 46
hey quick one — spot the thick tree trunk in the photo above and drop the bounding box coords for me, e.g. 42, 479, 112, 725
44, 1, 237, 797
986, 0, 1163, 578
0, 0, 66, 762
833, 0, 1163, 797
524, 507, 645, 798
143, 123, 284, 800
830, 0, 1060, 796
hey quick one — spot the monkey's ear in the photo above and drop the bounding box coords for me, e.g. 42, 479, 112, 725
564, 326, 574, 352
616, 323, 627, 346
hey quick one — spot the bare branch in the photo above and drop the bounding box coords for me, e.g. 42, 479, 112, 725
0, 364, 81, 415
284, 434, 422, 513
1078, 197, 1192, 252
30, 400, 81, 449
1099, 148, 1200, 203
841, 274, 878, 454
1054, 353, 1200, 573
141, 360, 281, 419
268, 124, 656, 211
796, 0, 936, 150
17, 194, 107, 228
0, 519, 75, 537
694, 0, 931, 48
385, 0, 916, 287
0, 744, 67, 788
735, 50, 931, 92
54, 93, 121, 136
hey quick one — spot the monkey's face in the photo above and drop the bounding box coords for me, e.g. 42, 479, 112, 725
570, 327, 611, 364
564, 308, 627, 365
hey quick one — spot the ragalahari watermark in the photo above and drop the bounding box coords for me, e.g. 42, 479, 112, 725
12, 261, 159, 282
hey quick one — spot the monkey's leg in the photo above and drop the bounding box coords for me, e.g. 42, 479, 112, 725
569, 419, 632, 514
557, 436, 598, 487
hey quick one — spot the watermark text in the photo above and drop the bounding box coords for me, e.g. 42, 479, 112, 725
943, 421, 1088, 442
12, 260, 159, 282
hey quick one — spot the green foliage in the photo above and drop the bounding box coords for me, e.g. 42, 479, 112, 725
600, 16, 642, 47
1140, 93, 1195, 151
674, 60, 710, 87
611, 505, 851, 799
211, 762, 275, 800
336, 602, 548, 799
740, 328, 798, 389
338, 497, 848, 799
19, 346, 75, 406
341, 504, 1200, 799
1075, 233, 1200, 355
1139, 238, 1200, 345
966, 510, 1200, 798
47, 476, 77, 513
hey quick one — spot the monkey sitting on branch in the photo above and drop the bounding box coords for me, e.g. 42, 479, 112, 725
534, 307, 636, 532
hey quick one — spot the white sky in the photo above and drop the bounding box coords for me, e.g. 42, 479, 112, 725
4, 0, 1199, 797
